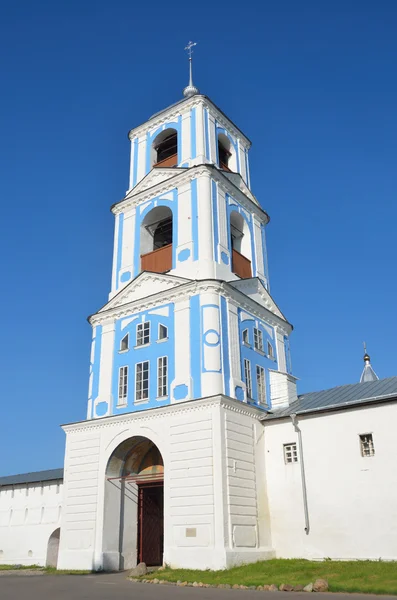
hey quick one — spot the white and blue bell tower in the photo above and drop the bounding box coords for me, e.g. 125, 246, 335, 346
58, 49, 298, 573
86, 61, 296, 422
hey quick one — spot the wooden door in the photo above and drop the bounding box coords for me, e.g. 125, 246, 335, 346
138, 482, 164, 566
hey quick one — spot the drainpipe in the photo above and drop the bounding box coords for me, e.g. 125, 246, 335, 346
290, 414, 310, 535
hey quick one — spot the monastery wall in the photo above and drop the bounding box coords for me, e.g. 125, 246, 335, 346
264, 401, 397, 560
0, 479, 63, 566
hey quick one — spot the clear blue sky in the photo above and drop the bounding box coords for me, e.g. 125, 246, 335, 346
1, 0, 396, 476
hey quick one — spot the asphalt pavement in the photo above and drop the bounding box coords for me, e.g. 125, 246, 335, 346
0, 572, 395, 600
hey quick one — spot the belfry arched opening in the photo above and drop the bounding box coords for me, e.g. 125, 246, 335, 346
103, 436, 164, 570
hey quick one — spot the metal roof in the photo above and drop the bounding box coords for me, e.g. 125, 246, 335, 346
0, 468, 64, 487
265, 376, 397, 420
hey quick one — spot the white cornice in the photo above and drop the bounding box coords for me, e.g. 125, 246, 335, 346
127, 95, 251, 147
89, 278, 291, 332
128, 96, 203, 140
112, 165, 269, 223
62, 394, 263, 434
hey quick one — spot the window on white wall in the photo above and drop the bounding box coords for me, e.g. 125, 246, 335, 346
158, 324, 168, 341
359, 433, 375, 457
136, 361, 149, 401
120, 334, 129, 352
118, 366, 128, 404
284, 443, 298, 464
136, 322, 150, 346
157, 356, 168, 397
242, 329, 249, 345
256, 366, 266, 404
267, 340, 274, 359
254, 328, 264, 352
244, 359, 252, 398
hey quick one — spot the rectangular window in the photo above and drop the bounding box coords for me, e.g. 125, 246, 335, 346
136, 361, 149, 401
158, 324, 168, 340
284, 443, 298, 464
242, 328, 249, 345
360, 433, 375, 457
120, 334, 129, 352
244, 359, 252, 398
157, 356, 168, 397
256, 365, 266, 404
118, 366, 128, 404
254, 327, 264, 352
267, 340, 274, 359
136, 322, 150, 346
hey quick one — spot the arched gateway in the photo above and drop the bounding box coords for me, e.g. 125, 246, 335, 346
103, 436, 164, 571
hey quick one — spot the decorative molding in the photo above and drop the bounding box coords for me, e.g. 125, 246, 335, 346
112, 165, 268, 224
98, 272, 190, 315
125, 168, 186, 198
62, 394, 263, 435
90, 277, 290, 332
127, 96, 250, 146
128, 96, 203, 140
229, 278, 289, 325
112, 167, 210, 215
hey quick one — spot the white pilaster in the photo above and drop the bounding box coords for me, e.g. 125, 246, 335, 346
227, 301, 244, 399
171, 298, 191, 402
93, 321, 115, 418
195, 102, 206, 163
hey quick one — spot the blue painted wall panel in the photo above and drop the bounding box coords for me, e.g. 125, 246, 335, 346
238, 308, 277, 410
111, 304, 175, 415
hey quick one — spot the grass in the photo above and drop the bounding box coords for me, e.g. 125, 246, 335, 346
144, 559, 397, 595
44, 567, 92, 575
0, 565, 91, 575
0, 564, 43, 571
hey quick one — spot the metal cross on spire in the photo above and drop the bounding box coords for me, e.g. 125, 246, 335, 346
183, 41, 199, 98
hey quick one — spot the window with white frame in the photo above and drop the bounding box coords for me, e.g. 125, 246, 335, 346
158, 324, 168, 341
284, 443, 298, 464
256, 365, 266, 404
136, 322, 150, 346
157, 356, 168, 397
244, 359, 252, 398
359, 433, 375, 457
120, 334, 129, 352
136, 361, 149, 401
242, 328, 249, 345
267, 340, 274, 359
118, 366, 128, 404
254, 327, 264, 352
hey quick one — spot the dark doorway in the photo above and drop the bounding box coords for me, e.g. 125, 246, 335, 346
137, 482, 164, 566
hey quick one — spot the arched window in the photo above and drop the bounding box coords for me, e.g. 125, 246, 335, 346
218, 133, 231, 171
230, 210, 252, 279
140, 206, 173, 273
152, 129, 178, 168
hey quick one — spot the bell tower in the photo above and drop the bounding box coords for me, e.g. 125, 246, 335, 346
58, 48, 297, 573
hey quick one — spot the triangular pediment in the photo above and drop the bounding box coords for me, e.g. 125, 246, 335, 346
125, 168, 185, 198
221, 172, 259, 206
97, 271, 190, 314
228, 278, 291, 327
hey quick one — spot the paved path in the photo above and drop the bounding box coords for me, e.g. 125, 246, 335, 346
0, 573, 395, 600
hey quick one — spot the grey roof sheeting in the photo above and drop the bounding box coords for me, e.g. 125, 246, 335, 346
265, 376, 397, 420
0, 468, 64, 487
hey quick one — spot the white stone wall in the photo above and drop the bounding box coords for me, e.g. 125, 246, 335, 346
264, 401, 397, 560
0, 480, 63, 566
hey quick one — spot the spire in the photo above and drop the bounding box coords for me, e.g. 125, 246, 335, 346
183, 41, 199, 98
360, 342, 379, 383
